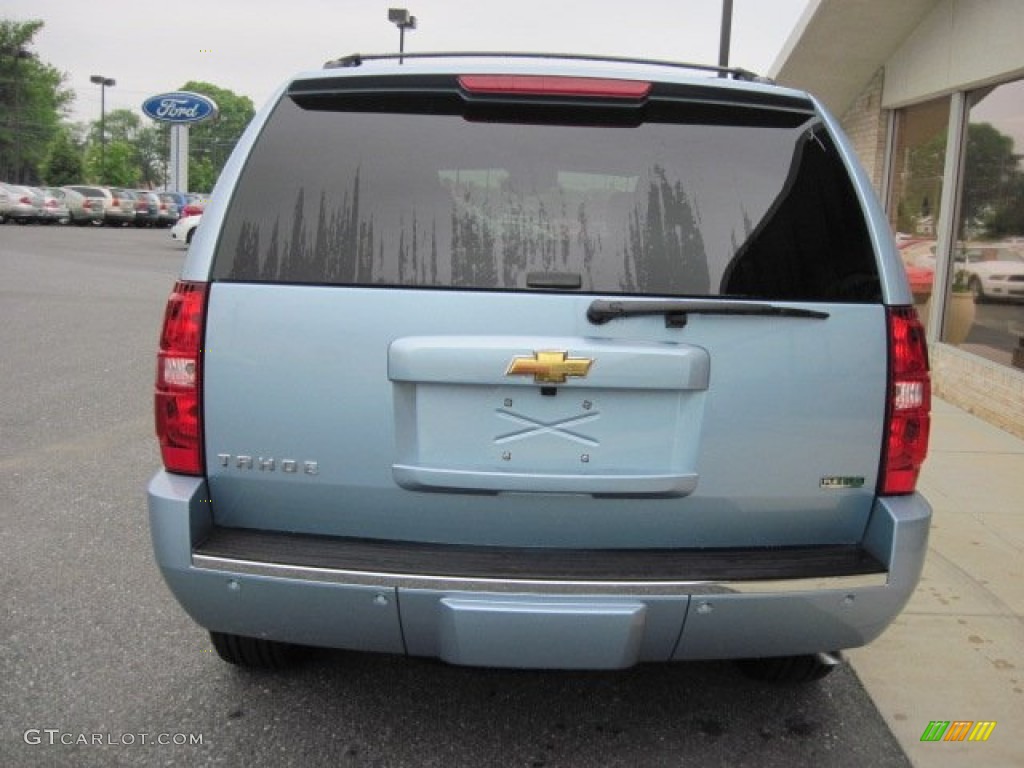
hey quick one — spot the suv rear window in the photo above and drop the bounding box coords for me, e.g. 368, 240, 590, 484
212, 83, 878, 301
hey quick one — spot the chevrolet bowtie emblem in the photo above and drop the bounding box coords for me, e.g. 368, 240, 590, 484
505, 350, 594, 384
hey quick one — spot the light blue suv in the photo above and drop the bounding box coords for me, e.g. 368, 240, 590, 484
148, 53, 932, 682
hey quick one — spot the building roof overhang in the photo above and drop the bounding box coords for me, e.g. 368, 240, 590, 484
770, 0, 940, 116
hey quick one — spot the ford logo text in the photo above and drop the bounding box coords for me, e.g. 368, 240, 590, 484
142, 92, 219, 124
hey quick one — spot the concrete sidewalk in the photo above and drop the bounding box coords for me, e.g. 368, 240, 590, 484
849, 398, 1024, 767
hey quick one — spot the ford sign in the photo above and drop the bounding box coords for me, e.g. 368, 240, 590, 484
142, 92, 219, 124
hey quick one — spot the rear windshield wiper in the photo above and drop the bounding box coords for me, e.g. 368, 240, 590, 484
587, 299, 830, 327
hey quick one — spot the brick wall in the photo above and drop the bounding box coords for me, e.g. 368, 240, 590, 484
839, 68, 888, 189
932, 343, 1024, 439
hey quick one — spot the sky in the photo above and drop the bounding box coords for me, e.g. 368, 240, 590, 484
3, 0, 811, 126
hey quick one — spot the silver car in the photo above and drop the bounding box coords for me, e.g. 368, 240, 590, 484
66, 185, 136, 227
156, 192, 181, 227
0, 182, 43, 224
35, 187, 71, 224
54, 186, 105, 226
148, 53, 932, 683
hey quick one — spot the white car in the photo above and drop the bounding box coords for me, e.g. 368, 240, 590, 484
963, 248, 1024, 302
170, 214, 201, 247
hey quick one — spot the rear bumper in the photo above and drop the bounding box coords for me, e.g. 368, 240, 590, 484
147, 470, 930, 668
3, 207, 38, 221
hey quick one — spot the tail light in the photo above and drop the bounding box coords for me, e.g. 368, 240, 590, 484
155, 281, 207, 474
880, 307, 931, 494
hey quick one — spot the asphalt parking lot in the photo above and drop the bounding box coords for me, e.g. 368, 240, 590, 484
0, 225, 912, 767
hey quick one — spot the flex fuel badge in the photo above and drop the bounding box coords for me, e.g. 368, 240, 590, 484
820, 476, 866, 490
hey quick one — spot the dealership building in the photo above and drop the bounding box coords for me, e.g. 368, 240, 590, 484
772, 0, 1024, 437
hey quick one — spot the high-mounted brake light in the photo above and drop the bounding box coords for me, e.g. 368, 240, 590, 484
155, 281, 207, 475
880, 307, 931, 494
458, 75, 651, 99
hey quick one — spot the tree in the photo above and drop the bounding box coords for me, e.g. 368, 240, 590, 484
84, 139, 140, 187
961, 122, 1023, 238
0, 19, 73, 183
40, 126, 83, 185
983, 175, 1024, 238
173, 81, 255, 192
84, 108, 164, 186
903, 121, 1023, 239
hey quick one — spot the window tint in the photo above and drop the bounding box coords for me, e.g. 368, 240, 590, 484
213, 94, 877, 301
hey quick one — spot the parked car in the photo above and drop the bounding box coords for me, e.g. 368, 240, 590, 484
963, 247, 1024, 302
160, 191, 187, 212
0, 182, 43, 224
180, 194, 209, 219
66, 185, 136, 227
0, 182, 15, 223
34, 186, 71, 224
898, 239, 937, 301
54, 186, 105, 226
899, 239, 1024, 303
169, 214, 200, 246
156, 193, 181, 227
128, 190, 161, 227
148, 53, 932, 682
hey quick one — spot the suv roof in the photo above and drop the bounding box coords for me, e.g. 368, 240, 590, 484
323, 51, 773, 82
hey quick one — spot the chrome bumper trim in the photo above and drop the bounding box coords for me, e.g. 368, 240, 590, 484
191, 554, 888, 595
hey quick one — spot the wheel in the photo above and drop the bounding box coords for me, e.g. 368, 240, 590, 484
736, 652, 842, 683
969, 277, 987, 303
186, 227, 196, 244
209, 631, 300, 669
15, 218, 31, 225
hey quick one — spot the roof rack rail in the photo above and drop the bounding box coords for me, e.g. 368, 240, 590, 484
323, 51, 771, 83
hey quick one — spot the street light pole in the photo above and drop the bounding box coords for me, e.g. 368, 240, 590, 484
90, 75, 116, 183
388, 8, 417, 64
6, 47, 33, 183
718, 0, 734, 76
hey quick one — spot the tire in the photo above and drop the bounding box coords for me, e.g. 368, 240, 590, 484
186, 227, 196, 245
15, 218, 31, 225
209, 631, 300, 669
736, 652, 842, 683
969, 277, 987, 303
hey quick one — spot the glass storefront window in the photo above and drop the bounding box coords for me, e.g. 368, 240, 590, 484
887, 97, 951, 312
947, 78, 1024, 369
